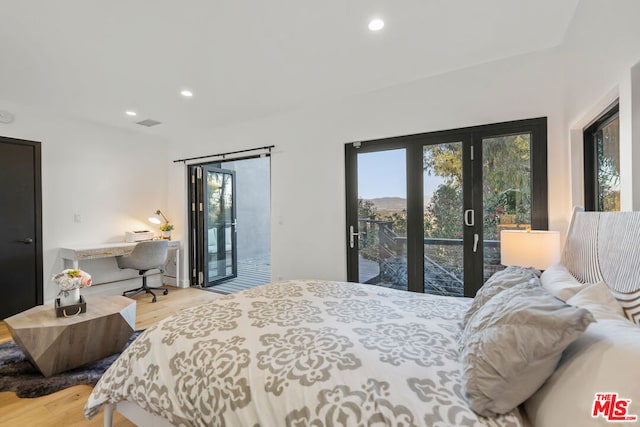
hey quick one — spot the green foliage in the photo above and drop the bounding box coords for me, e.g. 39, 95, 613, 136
597, 155, 620, 211
423, 135, 532, 242
358, 199, 377, 220
423, 143, 463, 240
357, 199, 407, 262
482, 135, 531, 239
358, 199, 379, 261
388, 210, 407, 236
159, 223, 174, 231
359, 135, 532, 272
207, 174, 233, 226
596, 132, 621, 212
425, 184, 462, 238
423, 144, 462, 186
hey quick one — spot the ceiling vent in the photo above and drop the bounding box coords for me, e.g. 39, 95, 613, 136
136, 119, 162, 127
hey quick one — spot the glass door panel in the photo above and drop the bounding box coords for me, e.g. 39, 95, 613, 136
595, 116, 620, 211
204, 166, 237, 285
356, 149, 408, 290
346, 118, 546, 297
423, 142, 464, 296
482, 134, 532, 282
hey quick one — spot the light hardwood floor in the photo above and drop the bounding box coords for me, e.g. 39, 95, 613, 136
0, 287, 221, 427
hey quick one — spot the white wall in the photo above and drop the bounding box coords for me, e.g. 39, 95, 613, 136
3, 0, 639, 295
220, 157, 271, 261
166, 0, 640, 286
167, 47, 571, 284
561, 0, 640, 211
630, 62, 640, 210
0, 100, 169, 302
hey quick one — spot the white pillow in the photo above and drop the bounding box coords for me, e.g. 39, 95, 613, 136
525, 319, 640, 426
566, 281, 627, 321
540, 263, 589, 301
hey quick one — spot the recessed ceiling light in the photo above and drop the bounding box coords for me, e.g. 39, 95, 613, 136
180, 90, 193, 97
368, 18, 384, 31
125, 111, 137, 116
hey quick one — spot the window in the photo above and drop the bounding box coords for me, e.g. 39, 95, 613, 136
345, 118, 548, 297
584, 102, 620, 212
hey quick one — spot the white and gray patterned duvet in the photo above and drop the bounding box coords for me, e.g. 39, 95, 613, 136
85, 280, 525, 426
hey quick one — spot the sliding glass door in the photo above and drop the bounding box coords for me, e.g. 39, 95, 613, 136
346, 118, 547, 297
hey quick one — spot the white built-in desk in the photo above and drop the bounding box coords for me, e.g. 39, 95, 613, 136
59, 240, 180, 286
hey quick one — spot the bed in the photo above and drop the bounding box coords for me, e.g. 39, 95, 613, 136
85, 210, 640, 427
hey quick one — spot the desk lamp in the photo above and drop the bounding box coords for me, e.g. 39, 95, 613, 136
149, 210, 170, 225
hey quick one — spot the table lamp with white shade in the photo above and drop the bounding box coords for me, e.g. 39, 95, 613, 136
500, 229, 561, 270
149, 209, 174, 239
149, 209, 170, 225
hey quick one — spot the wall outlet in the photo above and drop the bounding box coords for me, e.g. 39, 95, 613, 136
73, 214, 81, 223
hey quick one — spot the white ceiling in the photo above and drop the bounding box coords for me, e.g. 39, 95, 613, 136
0, 0, 580, 137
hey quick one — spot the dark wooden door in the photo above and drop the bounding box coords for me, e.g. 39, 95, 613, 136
0, 136, 42, 319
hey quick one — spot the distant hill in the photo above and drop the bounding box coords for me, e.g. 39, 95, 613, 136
367, 197, 407, 211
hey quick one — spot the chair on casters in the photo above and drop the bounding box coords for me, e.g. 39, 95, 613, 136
117, 240, 169, 303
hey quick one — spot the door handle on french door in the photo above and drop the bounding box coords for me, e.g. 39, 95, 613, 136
21, 238, 33, 244
349, 225, 359, 249
464, 209, 474, 226
473, 234, 479, 253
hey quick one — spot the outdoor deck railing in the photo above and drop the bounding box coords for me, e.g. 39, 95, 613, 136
358, 218, 500, 252
358, 218, 502, 290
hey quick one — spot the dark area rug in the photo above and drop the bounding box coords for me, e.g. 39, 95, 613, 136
0, 329, 143, 398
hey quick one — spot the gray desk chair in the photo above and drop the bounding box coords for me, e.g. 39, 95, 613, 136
116, 240, 169, 303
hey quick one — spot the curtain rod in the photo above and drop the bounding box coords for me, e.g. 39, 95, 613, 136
173, 145, 275, 164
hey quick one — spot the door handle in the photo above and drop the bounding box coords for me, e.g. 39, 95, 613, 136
464, 209, 474, 227
473, 234, 479, 253
231, 219, 237, 232
349, 225, 359, 249
22, 238, 33, 244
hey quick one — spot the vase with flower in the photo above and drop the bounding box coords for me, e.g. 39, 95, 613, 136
52, 269, 92, 311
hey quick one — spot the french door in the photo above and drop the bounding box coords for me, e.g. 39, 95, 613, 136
346, 118, 547, 297
189, 165, 238, 286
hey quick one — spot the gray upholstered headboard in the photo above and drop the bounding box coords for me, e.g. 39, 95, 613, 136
561, 208, 640, 323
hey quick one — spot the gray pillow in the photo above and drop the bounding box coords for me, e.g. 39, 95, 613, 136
463, 266, 540, 325
459, 282, 595, 417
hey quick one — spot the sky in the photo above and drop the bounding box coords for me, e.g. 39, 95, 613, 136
357, 149, 444, 201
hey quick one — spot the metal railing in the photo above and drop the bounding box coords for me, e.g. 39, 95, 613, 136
358, 218, 500, 252
358, 218, 503, 294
